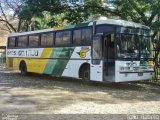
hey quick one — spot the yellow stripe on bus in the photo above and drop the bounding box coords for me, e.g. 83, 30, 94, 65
39, 48, 53, 73
11, 48, 53, 74
41, 48, 53, 58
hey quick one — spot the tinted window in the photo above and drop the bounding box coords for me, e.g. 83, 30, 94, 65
63, 31, 71, 44
18, 36, 28, 47
55, 31, 71, 45
55, 32, 63, 45
29, 35, 39, 47
82, 28, 92, 44
96, 26, 115, 33
8, 37, 16, 48
41, 33, 54, 46
73, 29, 81, 44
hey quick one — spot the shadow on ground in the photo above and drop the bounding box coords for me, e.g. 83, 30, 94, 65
0, 69, 160, 113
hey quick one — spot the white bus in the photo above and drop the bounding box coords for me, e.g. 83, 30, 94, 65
6, 19, 154, 82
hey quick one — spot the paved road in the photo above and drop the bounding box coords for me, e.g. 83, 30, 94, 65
0, 65, 160, 115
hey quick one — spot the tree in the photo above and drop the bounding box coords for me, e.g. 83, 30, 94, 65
0, 0, 27, 32
30, 12, 67, 30
19, 0, 160, 29
18, 0, 69, 29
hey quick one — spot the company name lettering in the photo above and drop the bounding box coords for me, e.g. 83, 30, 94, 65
7, 51, 16, 56
7, 50, 39, 57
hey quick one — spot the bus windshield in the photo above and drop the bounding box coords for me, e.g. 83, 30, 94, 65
140, 36, 152, 58
117, 34, 152, 59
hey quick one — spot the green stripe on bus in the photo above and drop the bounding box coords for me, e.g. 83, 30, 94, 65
43, 47, 75, 75
43, 48, 63, 74
51, 47, 75, 76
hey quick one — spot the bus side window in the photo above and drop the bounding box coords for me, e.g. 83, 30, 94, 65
55, 31, 63, 45
82, 28, 92, 44
55, 31, 71, 46
73, 29, 81, 44
29, 35, 39, 47
8, 37, 16, 48
63, 31, 71, 45
41, 32, 54, 46
18, 36, 28, 47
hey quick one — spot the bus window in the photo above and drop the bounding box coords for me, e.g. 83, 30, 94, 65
92, 36, 102, 59
18, 36, 28, 47
29, 35, 39, 47
55, 32, 63, 45
82, 28, 92, 44
55, 31, 71, 45
96, 25, 115, 33
8, 37, 16, 48
73, 29, 81, 44
41, 33, 54, 46
63, 31, 71, 44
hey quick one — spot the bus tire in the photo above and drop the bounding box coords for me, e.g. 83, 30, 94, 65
19, 61, 27, 75
79, 64, 90, 81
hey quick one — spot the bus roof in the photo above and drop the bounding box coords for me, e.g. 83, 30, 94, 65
93, 19, 149, 29
65, 19, 149, 29
9, 19, 149, 37
9, 28, 54, 37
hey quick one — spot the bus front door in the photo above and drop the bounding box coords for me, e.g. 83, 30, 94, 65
90, 35, 103, 82
103, 34, 115, 82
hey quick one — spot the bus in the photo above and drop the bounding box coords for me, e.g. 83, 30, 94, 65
6, 19, 154, 82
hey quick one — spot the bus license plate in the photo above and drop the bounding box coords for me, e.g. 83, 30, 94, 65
138, 72, 143, 76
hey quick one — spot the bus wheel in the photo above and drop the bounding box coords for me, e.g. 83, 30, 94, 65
20, 61, 27, 75
80, 65, 90, 81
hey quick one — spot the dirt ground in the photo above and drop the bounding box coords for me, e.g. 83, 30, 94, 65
0, 65, 160, 118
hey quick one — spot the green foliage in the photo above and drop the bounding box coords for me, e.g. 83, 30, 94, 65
18, 0, 69, 29
64, 6, 89, 24
19, 0, 160, 32
19, 0, 109, 26
19, 0, 67, 19
110, 0, 160, 29
30, 12, 65, 30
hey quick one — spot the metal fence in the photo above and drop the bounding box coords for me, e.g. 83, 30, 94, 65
0, 52, 5, 64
